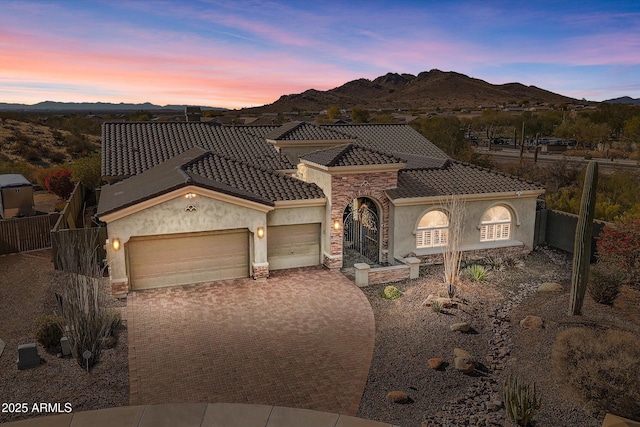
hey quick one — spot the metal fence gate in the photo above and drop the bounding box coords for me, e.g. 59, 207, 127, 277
343, 204, 379, 263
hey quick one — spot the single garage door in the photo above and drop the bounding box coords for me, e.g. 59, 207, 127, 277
128, 230, 249, 290
267, 223, 320, 270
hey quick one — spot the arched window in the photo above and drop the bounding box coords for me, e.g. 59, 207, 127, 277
416, 210, 448, 248
480, 206, 511, 242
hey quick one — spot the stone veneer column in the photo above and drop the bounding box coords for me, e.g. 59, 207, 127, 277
325, 171, 398, 268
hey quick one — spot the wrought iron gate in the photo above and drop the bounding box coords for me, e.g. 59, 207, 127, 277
343, 204, 379, 263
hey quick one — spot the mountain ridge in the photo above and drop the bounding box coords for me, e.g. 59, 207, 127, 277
0, 101, 226, 112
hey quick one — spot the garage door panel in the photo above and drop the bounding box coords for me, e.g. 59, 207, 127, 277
268, 224, 320, 270
128, 230, 249, 290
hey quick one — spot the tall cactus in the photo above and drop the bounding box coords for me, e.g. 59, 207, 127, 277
568, 161, 598, 315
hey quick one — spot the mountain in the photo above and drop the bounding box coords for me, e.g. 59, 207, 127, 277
603, 96, 640, 105
249, 69, 579, 113
0, 101, 227, 112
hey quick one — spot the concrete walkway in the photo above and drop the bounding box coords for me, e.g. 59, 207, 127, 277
2, 403, 398, 426
127, 267, 376, 416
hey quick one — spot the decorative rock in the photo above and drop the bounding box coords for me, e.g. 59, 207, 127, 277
486, 400, 502, 412
60, 337, 72, 356
424, 294, 453, 308
538, 282, 563, 292
450, 322, 471, 332
428, 357, 444, 369
0, 337, 5, 358
520, 315, 543, 329
386, 390, 409, 404
453, 348, 475, 374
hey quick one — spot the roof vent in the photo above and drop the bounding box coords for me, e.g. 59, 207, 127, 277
185, 106, 202, 122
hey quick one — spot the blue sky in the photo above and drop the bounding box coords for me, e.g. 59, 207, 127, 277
1, 0, 639, 108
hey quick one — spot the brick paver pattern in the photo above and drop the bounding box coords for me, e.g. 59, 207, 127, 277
127, 267, 375, 416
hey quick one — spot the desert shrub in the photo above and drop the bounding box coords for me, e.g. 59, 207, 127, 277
588, 262, 625, 304
466, 264, 487, 282
36, 315, 64, 349
552, 327, 640, 419
45, 169, 74, 199
597, 220, 640, 285
503, 374, 541, 426
431, 300, 442, 313
381, 285, 402, 300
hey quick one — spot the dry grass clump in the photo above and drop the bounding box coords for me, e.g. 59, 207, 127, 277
588, 262, 625, 304
552, 327, 640, 420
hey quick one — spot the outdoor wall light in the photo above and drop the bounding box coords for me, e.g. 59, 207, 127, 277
257, 227, 265, 238
185, 192, 196, 199
112, 238, 121, 251
333, 220, 341, 230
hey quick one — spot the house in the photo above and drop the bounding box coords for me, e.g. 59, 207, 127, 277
0, 174, 35, 219
97, 121, 545, 295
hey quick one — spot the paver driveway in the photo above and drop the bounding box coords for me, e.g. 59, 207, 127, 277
127, 266, 375, 416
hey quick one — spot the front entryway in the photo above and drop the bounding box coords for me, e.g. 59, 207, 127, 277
343, 197, 380, 264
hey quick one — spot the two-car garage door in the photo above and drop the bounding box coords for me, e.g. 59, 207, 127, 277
128, 230, 249, 290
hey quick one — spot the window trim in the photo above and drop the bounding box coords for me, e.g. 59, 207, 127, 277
480, 205, 512, 242
416, 209, 449, 249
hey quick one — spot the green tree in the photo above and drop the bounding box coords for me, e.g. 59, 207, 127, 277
70, 153, 102, 189
327, 105, 341, 120
351, 107, 369, 123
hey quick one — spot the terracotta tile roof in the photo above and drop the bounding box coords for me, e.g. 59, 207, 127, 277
265, 121, 355, 141
386, 160, 545, 199
184, 153, 325, 202
301, 144, 406, 167
325, 124, 449, 160
97, 147, 324, 216
101, 122, 293, 179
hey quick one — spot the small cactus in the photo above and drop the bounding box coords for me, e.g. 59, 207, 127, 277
568, 161, 598, 315
504, 374, 541, 426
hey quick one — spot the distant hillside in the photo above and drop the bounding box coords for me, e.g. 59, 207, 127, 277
0, 101, 227, 113
248, 69, 579, 113
604, 96, 640, 105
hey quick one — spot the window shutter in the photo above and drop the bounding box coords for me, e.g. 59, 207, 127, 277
501, 224, 510, 239
480, 225, 488, 241
416, 231, 424, 248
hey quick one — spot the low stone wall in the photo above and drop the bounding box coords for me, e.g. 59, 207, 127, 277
355, 257, 420, 287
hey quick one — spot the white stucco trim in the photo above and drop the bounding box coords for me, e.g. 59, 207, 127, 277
389, 189, 545, 207
301, 160, 406, 174
475, 202, 522, 228
99, 185, 274, 223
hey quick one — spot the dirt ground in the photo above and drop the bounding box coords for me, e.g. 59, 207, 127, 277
356, 247, 640, 427
0, 250, 128, 424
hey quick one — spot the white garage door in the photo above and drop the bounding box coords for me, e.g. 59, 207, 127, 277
128, 230, 249, 290
267, 223, 321, 270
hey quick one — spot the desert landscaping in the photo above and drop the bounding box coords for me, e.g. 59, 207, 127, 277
1, 246, 638, 426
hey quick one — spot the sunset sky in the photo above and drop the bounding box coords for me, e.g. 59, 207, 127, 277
2, 0, 639, 109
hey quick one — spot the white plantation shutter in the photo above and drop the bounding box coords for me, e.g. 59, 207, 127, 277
416, 230, 425, 248
480, 206, 512, 242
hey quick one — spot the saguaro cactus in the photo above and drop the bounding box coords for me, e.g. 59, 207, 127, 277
568, 161, 598, 315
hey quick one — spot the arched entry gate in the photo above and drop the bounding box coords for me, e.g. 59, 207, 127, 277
343, 197, 379, 263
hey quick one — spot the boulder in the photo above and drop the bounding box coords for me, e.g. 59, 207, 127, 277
424, 294, 453, 308
386, 390, 409, 404
450, 322, 471, 332
453, 348, 475, 374
520, 315, 543, 329
428, 357, 444, 369
538, 282, 563, 292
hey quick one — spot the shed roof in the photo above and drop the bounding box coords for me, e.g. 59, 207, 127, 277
0, 174, 31, 188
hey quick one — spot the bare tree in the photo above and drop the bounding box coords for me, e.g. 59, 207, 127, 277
441, 196, 465, 297
56, 230, 112, 369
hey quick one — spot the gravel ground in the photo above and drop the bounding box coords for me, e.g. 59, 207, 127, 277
356, 247, 640, 427
0, 250, 128, 424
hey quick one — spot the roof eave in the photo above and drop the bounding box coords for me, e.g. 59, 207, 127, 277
388, 188, 546, 206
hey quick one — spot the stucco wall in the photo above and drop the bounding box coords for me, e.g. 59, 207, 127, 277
105, 194, 268, 283
390, 196, 539, 260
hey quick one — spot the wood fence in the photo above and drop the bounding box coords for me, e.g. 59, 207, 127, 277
0, 214, 56, 255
